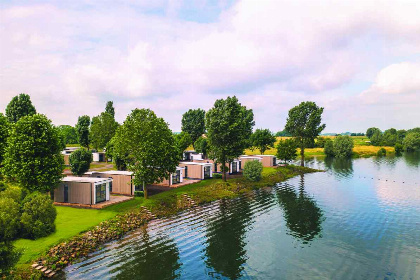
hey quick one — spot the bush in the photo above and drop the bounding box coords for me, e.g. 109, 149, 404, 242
315, 137, 327, 148
20, 192, 57, 239
212, 173, 222, 179
377, 148, 387, 157
69, 148, 93, 175
324, 139, 334, 157
0, 181, 6, 192
394, 143, 403, 155
333, 135, 354, 158
0, 186, 25, 203
243, 160, 263, 182
0, 197, 21, 241
0, 242, 20, 276
134, 191, 144, 197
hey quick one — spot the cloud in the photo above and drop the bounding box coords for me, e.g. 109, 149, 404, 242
1, 0, 420, 132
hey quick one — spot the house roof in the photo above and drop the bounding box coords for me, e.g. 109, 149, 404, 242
96, 170, 133, 176
240, 156, 263, 159
180, 162, 212, 166
252, 155, 275, 157
62, 176, 112, 183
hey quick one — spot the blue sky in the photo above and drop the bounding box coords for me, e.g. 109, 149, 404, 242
1, 0, 419, 133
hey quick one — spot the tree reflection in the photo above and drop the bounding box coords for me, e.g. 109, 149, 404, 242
276, 176, 323, 243
205, 196, 253, 279
114, 225, 181, 280
324, 157, 353, 178
403, 151, 420, 167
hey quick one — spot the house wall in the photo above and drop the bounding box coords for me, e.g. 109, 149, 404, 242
179, 163, 203, 179
260, 156, 276, 167
55, 181, 92, 205
63, 154, 70, 165
239, 157, 262, 169
85, 173, 133, 195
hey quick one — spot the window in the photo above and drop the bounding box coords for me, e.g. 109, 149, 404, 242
184, 166, 188, 178
95, 183, 106, 203
108, 178, 113, 192
172, 170, 181, 184
204, 166, 211, 179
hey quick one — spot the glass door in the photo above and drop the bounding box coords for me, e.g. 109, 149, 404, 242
204, 166, 211, 179
95, 183, 106, 203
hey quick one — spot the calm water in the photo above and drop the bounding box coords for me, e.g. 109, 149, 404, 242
64, 153, 420, 280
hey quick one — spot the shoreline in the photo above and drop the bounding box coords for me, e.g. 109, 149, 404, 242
15, 165, 319, 278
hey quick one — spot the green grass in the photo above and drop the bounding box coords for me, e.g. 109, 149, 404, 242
65, 144, 80, 148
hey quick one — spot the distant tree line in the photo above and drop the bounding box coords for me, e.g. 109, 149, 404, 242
366, 127, 420, 152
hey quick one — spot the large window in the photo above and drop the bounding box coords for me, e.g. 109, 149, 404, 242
95, 183, 106, 203
204, 166, 211, 179
172, 170, 181, 184
231, 162, 238, 173
108, 178, 113, 192
184, 166, 188, 178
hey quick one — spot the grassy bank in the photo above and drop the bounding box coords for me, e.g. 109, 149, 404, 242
14, 165, 317, 272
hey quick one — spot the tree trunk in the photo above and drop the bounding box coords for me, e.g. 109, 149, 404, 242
143, 181, 148, 199
222, 162, 227, 182
300, 143, 305, 167
50, 190, 55, 201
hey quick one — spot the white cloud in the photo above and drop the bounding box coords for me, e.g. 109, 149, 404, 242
1, 0, 420, 132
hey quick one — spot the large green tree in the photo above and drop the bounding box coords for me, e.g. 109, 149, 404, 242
105, 101, 115, 118
69, 149, 93, 175
403, 132, 420, 151
57, 125, 78, 145
2, 114, 64, 194
383, 128, 398, 146
5, 93, 37, 123
181, 108, 206, 144
285, 101, 326, 166
0, 114, 10, 167
90, 112, 118, 151
206, 96, 254, 181
370, 130, 383, 146
276, 138, 297, 163
76, 115, 91, 149
366, 127, 381, 139
333, 135, 354, 158
250, 128, 276, 154
193, 136, 209, 159
174, 132, 192, 159
112, 109, 179, 198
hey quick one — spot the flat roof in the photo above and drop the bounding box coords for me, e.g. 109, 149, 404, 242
240, 156, 263, 159
252, 155, 275, 157
62, 176, 112, 183
97, 170, 133, 176
180, 162, 212, 166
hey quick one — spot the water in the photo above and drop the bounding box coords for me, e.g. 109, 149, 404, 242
64, 153, 420, 279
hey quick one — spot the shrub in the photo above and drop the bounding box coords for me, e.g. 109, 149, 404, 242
243, 160, 263, 182
0, 186, 25, 203
394, 143, 403, 156
69, 148, 93, 175
0, 181, 5, 192
315, 137, 327, 148
20, 192, 57, 239
0, 197, 21, 241
324, 139, 334, 157
333, 135, 354, 158
377, 148, 387, 157
212, 173, 222, 179
0, 241, 20, 276
403, 132, 420, 151
134, 191, 144, 197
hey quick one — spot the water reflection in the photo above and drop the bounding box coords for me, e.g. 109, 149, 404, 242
403, 151, 420, 167
324, 157, 353, 178
275, 176, 323, 243
113, 225, 181, 280
204, 197, 253, 279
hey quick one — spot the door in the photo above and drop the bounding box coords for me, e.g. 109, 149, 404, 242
172, 170, 181, 184
95, 183, 106, 203
204, 166, 211, 179
232, 162, 238, 173
64, 185, 68, 203
184, 166, 188, 178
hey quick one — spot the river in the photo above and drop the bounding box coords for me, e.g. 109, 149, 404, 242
64, 152, 420, 279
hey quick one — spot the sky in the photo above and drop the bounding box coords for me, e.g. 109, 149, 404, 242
0, 0, 419, 133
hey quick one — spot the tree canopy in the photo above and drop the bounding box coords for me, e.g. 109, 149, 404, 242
366, 127, 381, 139
0, 114, 10, 167
112, 109, 179, 198
69, 149, 93, 176
2, 114, 64, 193
76, 115, 90, 149
250, 128, 276, 155
174, 132, 192, 159
181, 108, 206, 144
285, 101, 325, 166
193, 136, 209, 158
206, 96, 254, 181
90, 112, 119, 151
57, 125, 78, 145
105, 101, 115, 118
5, 93, 36, 123
276, 138, 297, 163
403, 132, 420, 151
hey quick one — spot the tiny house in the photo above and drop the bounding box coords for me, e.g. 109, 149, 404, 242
55, 177, 112, 205
85, 170, 135, 196
238, 156, 263, 170
254, 155, 277, 167
183, 150, 196, 161
61, 148, 77, 166
179, 162, 213, 179
229, 159, 241, 174
92, 152, 106, 162
159, 166, 185, 186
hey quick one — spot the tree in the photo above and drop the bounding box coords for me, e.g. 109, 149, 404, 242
174, 132, 192, 159
383, 128, 398, 146
394, 143, 403, 156
69, 149, 93, 175
76, 115, 90, 149
105, 101, 115, 118
206, 96, 254, 181
113, 109, 179, 198
0, 197, 21, 274
275, 130, 292, 137
276, 138, 297, 163
333, 135, 354, 158
2, 114, 64, 194
181, 109, 206, 144
370, 130, 383, 146
243, 160, 263, 182
0, 113, 10, 167
194, 137, 209, 158
366, 127, 381, 139
57, 125, 78, 145
403, 132, 420, 151
90, 112, 118, 151
285, 102, 326, 166
324, 139, 334, 157
5, 93, 36, 123
397, 129, 406, 143
250, 128, 276, 155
